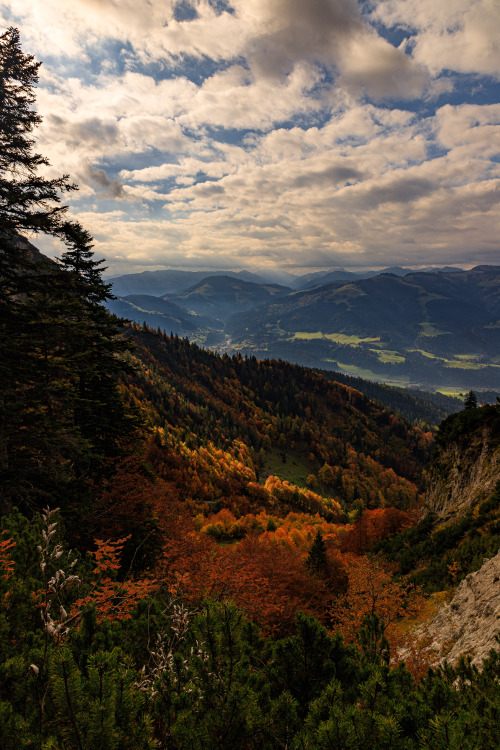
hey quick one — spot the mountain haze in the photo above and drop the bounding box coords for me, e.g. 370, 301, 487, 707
163, 275, 292, 320
291, 265, 465, 291
107, 268, 269, 297
106, 294, 223, 336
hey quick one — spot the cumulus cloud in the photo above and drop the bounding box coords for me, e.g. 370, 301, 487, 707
6, 0, 428, 100
2, 1, 500, 273
293, 164, 364, 188
46, 114, 120, 150
372, 0, 500, 79
81, 162, 127, 199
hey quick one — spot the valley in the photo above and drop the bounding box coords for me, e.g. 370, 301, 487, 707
106, 265, 500, 392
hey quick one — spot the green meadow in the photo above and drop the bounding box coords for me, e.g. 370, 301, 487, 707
292, 331, 381, 345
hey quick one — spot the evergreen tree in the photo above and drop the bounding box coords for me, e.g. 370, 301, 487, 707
57, 221, 135, 452
0, 27, 76, 511
306, 530, 328, 576
0, 28, 137, 516
0, 27, 75, 293
463, 390, 478, 410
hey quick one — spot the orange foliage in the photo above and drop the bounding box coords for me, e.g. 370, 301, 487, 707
71, 536, 156, 623
198, 508, 348, 555
158, 503, 346, 635
330, 554, 423, 653
0, 534, 15, 581
341, 508, 413, 554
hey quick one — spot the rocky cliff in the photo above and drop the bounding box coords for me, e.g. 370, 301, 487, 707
423, 550, 500, 667
424, 405, 500, 522
415, 403, 500, 667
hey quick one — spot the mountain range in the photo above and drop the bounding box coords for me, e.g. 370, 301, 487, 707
291, 265, 465, 290
162, 276, 292, 319
107, 268, 272, 297
107, 264, 500, 390
107, 264, 466, 296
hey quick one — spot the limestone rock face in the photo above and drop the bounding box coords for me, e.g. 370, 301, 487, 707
424, 550, 500, 668
424, 426, 500, 522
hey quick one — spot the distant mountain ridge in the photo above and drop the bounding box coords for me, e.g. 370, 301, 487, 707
107, 268, 270, 297
225, 265, 500, 389
292, 265, 465, 290
107, 264, 466, 296
105, 263, 500, 390
163, 275, 292, 320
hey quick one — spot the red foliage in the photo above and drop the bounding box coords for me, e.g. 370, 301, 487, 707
71, 536, 156, 623
157, 502, 347, 635
341, 508, 413, 554
0, 534, 15, 580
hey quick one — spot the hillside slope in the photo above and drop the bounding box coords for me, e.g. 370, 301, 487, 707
425, 403, 500, 521
106, 294, 223, 337
225, 266, 500, 388
121, 326, 431, 521
378, 403, 500, 594
425, 549, 500, 667
164, 275, 292, 320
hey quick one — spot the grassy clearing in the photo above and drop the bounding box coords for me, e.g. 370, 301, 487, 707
291, 332, 381, 345
371, 349, 406, 364
412, 349, 490, 370
261, 447, 314, 488
291, 331, 324, 340
419, 322, 450, 337
331, 361, 410, 385
436, 387, 466, 397
325, 332, 381, 345
412, 349, 440, 360
443, 360, 484, 370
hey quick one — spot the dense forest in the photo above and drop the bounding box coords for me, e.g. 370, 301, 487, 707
1, 27, 499, 749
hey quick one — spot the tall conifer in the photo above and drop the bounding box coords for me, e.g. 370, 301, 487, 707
0, 28, 135, 514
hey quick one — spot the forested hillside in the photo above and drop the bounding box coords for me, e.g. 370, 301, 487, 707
224, 267, 500, 388
124, 327, 429, 512
1, 27, 499, 749
376, 401, 500, 593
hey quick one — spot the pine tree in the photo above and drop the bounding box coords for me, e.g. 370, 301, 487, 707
463, 390, 477, 410
0, 27, 77, 510
0, 27, 76, 294
0, 29, 137, 515
57, 221, 135, 451
306, 530, 328, 576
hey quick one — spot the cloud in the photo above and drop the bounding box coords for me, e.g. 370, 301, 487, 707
344, 174, 436, 209
338, 32, 427, 99
372, 0, 500, 79
3, 1, 500, 275
6, 0, 428, 100
82, 162, 127, 199
45, 114, 120, 149
293, 164, 364, 189
240, 0, 362, 78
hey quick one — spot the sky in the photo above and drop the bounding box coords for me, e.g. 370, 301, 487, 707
3, 0, 500, 276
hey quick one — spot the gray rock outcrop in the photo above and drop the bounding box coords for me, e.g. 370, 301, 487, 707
425, 426, 500, 522
423, 550, 500, 667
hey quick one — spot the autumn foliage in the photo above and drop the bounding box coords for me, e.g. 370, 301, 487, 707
0, 534, 15, 581
71, 536, 156, 624
330, 554, 424, 652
